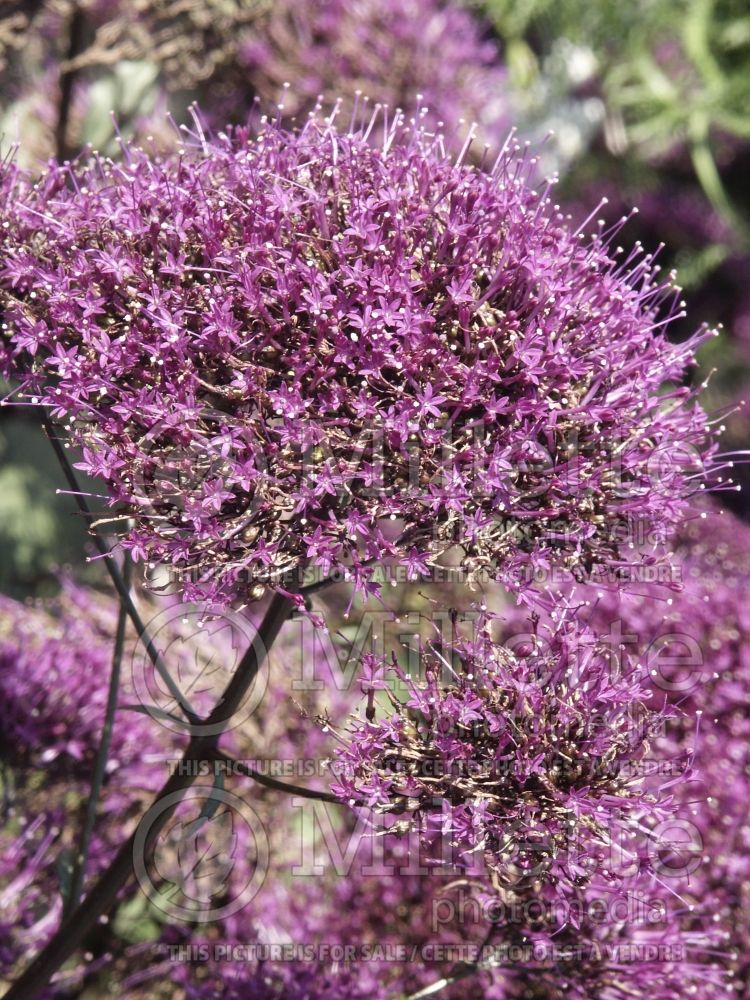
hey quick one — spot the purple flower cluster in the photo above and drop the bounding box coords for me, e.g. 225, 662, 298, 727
544, 504, 750, 987
685, 720, 750, 990
174, 832, 471, 1000
0, 577, 492, 997
331, 618, 681, 898
0, 580, 175, 981
236, 0, 508, 153
0, 116, 715, 608
176, 783, 727, 997
0, 17, 736, 993
558, 505, 750, 720
488, 875, 728, 998
0, 578, 160, 787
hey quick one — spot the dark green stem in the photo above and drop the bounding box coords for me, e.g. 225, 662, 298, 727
56, 3, 85, 161
65, 557, 131, 916
5, 593, 297, 999
41, 415, 199, 725
212, 749, 341, 803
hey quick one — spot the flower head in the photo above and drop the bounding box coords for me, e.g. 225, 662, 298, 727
554, 504, 750, 719
542, 504, 750, 987
0, 114, 714, 606
332, 618, 683, 898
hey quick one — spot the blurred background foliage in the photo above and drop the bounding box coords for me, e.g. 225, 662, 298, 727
0, 411, 90, 596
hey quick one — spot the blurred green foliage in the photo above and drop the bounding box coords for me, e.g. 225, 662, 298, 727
0, 415, 91, 597
80, 59, 161, 155
481, 0, 750, 235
